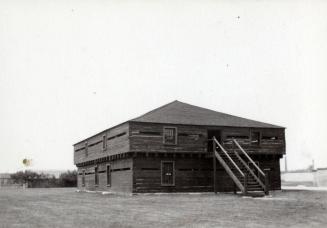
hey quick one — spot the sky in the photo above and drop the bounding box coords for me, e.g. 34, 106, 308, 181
0, 0, 326, 173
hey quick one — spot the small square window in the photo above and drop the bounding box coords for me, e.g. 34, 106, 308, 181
163, 127, 177, 145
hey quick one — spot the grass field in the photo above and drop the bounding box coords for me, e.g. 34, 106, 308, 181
0, 188, 327, 228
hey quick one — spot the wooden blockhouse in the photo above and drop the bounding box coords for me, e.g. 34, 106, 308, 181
74, 101, 285, 195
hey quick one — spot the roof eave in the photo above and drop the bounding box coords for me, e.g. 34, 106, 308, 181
129, 120, 285, 129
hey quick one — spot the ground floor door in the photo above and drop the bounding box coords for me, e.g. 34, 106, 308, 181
161, 161, 175, 186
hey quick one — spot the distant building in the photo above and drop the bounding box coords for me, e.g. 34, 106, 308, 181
282, 170, 316, 187
315, 168, 327, 187
0, 173, 16, 188
282, 168, 327, 187
74, 101, 286, 195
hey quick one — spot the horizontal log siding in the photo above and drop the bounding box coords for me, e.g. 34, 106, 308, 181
130, 122, 285, 155
74, 123, 130, 165
77, 158, 133, 192
132, 154, 281, 193
223, 128, 285, 155
249, 154, 282, 190
130, 122, 208, 154
133, 156, 212, 193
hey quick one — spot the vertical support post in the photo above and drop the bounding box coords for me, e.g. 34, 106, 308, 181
213, 138, 217, 194
233, 138, 235, 154
244, 173, 248, 195
264, 170, 270, 195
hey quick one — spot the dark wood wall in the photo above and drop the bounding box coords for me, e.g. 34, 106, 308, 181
223, 127, 285, 154
130, 121, 285, 155
77, 158, 133, 192
133, 154, 281, 193
74, 122, 130, 165
133, 156, 212, 193
74, 121, 284, 193
76, 154, 281, 193
74, 121, 285, 166
129, 122, 207, 153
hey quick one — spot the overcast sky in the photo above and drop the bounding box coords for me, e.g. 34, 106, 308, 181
1, 0, 326, 173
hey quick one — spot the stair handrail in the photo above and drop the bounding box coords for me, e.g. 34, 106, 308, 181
213, 137, 245, 178
233, 151, 266, 191
232, 139, 265, 177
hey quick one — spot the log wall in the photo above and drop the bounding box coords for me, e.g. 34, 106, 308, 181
132, 154, 281, 193
130, 122, 207, 153
130, 122, 285, 155
77, 158, 133, 192
74, 121, 284, 193
74, 122, 130, 165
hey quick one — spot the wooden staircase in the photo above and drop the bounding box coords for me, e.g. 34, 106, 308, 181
212, 137, 269, 196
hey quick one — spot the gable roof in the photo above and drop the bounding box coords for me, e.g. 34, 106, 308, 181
131, 100, 284, 128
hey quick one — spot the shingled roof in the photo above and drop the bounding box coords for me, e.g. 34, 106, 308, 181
131, 100, 283, 128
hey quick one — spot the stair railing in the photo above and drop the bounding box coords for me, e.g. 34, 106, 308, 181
213, 137, 247, 194
232, 139, 269, 195
233, 151, 266, 191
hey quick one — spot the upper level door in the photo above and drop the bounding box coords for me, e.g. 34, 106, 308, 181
208, 130, 222, 152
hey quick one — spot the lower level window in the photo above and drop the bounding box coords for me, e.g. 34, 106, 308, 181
161, 161, 175, 186
94, 166, 98, 186
107, 165, 111, 186
82, 170, 85, 187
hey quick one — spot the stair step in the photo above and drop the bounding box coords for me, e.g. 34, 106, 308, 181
247, 182, 260, 185
244, 192, 265, 197
246, 184, 261, 187
247, 190, 263, 192
247, 188, 262, 190
214, 141, 269, 197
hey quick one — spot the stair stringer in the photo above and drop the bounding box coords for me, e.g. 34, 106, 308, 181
214, 151, 245, 193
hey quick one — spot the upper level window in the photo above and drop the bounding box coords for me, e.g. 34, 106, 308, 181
102, 134, 107, 150
251, 131, 261, 145
85, 142, 88, 156
163, 127, 177, 145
